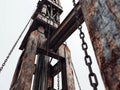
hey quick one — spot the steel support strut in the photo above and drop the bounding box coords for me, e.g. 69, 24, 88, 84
10, 26, 47, 90
81, 0, 120, 89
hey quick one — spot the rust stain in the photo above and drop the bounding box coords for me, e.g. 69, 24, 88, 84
82, 0, 120, 90
106, 0, 120, 28
57, 44, 75, 90
10, 26, 47, 90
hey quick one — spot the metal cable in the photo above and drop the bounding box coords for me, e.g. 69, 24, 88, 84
78, 26, 98, 90
64, 42, 82, 90
0, 17, 32, 73
71, 60, 82, 90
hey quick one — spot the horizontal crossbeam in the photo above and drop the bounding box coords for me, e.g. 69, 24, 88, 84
47, 2, 84, 50
19, 2, 84, 51
37, 48, 64, 60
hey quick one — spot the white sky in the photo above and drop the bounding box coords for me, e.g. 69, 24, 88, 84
0, 0, 105, 90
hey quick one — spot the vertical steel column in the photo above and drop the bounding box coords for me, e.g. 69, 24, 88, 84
58, 44, 75, 90
81, 0, 120, 89
33, 54, 49, 90
10, 26, 47, 90
47, 64, 54, 90
12, 31, 38, 90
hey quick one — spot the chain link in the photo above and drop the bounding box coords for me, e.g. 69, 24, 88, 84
78, 26, 98, 90
72, 0, 98, 89
73, 0, 76, 6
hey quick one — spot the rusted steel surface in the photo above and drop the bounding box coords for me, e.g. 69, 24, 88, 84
81, 0, 120, 89
10, 51, 24, 89
47, 75, 54, 90
33, 54, 49, 90
10, 26, 47, 90
51, 61, 62, 76
20, 0, 63, 50
57, 44, 75, 90
47, 2, 84, 50
37, 47, 64, 60
48, 64, 54, 90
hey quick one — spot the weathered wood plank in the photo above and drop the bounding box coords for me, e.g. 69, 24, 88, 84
81, 0, 120, 89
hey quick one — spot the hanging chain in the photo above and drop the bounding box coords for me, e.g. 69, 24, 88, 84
72, 0, 98, 90
0, 18, 32, 73
78, 26, 98, 90
73, 0, 76, 6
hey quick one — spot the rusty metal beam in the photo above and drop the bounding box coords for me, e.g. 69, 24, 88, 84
37, 48, 64, 60
51, 61, 62, 76
10, 26, 48, 90
81, 0, 120, 90
19, 2, 84, 51
48, 64, 54, 90
58, 44, 75, 90
19, 18, 57, 50
33, 54, 49, 90
47, 2, 84, 50
19, 0, 62, 50
10, 31, 38, 90
10, 51, 24, 90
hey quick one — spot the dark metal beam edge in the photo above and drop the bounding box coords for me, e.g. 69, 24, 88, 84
47, 2, 84, 50
37, 47, 64, 60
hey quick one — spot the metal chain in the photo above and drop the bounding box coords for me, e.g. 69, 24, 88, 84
0, 18, 32, 73
72, 0, 98, 90
78, 26, 98, 90
73, 0, 76, 6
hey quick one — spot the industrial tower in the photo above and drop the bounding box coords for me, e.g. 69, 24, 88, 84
0, 0, 120, 90
10, 0, 75, 90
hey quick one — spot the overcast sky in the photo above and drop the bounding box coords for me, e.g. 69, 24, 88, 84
0, 0, 105, 90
